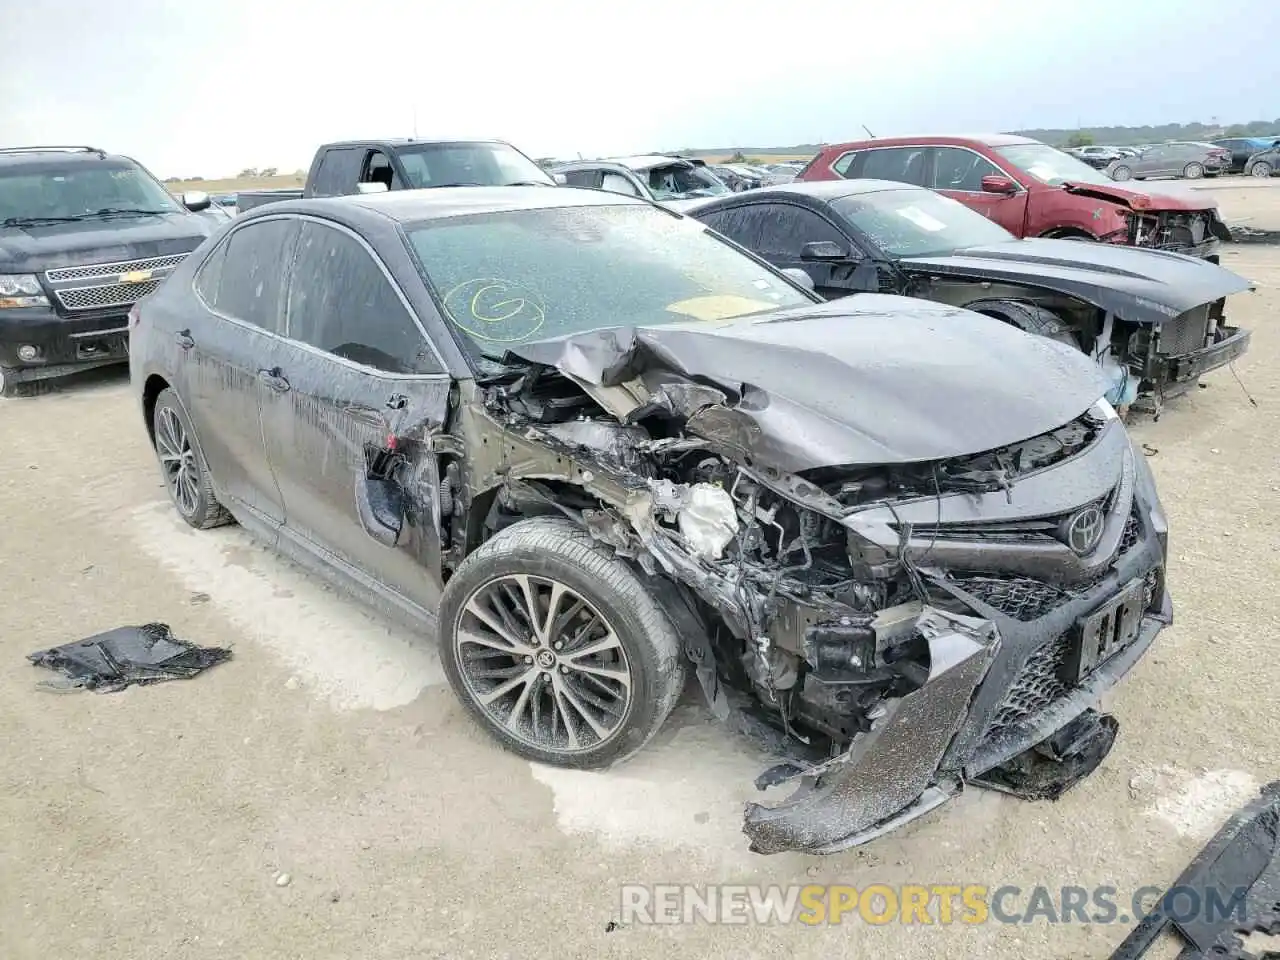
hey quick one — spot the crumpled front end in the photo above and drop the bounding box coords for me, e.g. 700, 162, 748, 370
455, 319, 1171, 856
742, 411, 1172, 854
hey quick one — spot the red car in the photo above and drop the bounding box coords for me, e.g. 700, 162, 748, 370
797, 134, 1231, 261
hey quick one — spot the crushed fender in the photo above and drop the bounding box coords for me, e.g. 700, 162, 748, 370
28, 623, 231, 693
1108, 780, 1280, 959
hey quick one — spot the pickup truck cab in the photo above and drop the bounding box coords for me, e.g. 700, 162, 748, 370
0, 145, 214, 396
236, 139, 557, 212
798, 134, 1232, 261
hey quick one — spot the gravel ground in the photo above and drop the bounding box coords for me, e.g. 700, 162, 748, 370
1, 242, 1278, 960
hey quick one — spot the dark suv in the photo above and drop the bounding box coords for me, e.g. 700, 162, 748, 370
0, 146, 214, 396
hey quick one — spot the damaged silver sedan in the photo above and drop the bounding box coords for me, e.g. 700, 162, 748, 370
129, 187, 1171, 855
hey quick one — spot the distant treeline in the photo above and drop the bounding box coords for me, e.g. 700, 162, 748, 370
679, 118, 1280, 158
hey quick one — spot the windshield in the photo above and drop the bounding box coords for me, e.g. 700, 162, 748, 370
405, 203, 811, 361
0, 160, 181, 223
645, 163, 731, 201
832, 188, 1014, 257
395, 142, 555, 189
994, 143, 1115, 187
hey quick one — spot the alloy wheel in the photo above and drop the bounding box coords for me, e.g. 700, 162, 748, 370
1253, 162, 1273, 178
454, 574, 635, 755
1111, 166, 1131, 181
156, 406, 200, 518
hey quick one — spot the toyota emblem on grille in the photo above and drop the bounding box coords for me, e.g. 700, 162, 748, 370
1064, 505, 1105, 555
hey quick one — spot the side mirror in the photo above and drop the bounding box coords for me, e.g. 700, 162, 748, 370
552, 173, 567, 185
356, 181, 389, 194
799, 240, 848, 261
781, 267, 815, 291
980, 175, 1018, 195
181, 190, 211, 212
355, 472, 404, 547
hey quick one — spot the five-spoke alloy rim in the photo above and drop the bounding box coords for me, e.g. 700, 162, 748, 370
454, 574, 635, 754
156, 406, 199, 517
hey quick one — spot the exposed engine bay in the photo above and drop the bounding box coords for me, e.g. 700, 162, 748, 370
424, 315, 1173, 854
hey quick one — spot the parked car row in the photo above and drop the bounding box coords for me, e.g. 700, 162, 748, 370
1068, 137, 1280, 180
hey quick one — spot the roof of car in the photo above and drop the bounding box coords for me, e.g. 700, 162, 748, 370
254, 185, 649, 224
820, 133, 1038, 152
0, 146, 120, 168
687, 179, 921, 212
316, 137, 510, 150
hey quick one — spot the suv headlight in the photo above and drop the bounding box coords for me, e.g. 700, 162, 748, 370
0, 273, 49, 308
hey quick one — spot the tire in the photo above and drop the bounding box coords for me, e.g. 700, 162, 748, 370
974, 301, 1081, 350
1111, 165, 1132, 181
0, 366, 24, 399
438, 516, 687, 770
1251, 161, 1273, 178
151, 388, 233, 530
1183, 162, 1204, 180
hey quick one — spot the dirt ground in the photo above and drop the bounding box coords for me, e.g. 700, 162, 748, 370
2, 240, 1279, 959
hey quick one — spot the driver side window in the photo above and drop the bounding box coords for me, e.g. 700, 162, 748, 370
284, 221, 442, 375
931, 147, 1002, 192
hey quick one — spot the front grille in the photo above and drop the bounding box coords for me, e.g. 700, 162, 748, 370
45, 253, 188, 283
951, 576, 1068, 622
987, 632, 1073, 734
56, 278, 162, 311
1156, 310, 1210, 357
948, 505, 1145, 622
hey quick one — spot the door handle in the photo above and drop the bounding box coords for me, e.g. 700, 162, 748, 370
340, 403, 386, 426
176, 330, 195, 350
257, 367, 291, 393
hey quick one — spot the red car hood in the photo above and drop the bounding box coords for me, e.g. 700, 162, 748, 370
1060, 179, 1218, 213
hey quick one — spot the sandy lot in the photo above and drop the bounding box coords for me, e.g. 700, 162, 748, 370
1, 243, 1278, 959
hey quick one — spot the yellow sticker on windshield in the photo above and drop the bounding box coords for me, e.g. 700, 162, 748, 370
665, 295, 780, 323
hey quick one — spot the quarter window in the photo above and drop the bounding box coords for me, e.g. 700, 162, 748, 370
284, 221, 441, 375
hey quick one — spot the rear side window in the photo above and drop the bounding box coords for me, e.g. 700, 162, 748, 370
702, 203, 848, 260
199, 218, 297, 333
561, 170, 599, 188
310, 147, 364, 197
831, 151, 859, 177
860, 147, 929, 186
284, 221, 441, 375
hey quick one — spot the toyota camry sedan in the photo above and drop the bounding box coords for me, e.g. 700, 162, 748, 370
129, 187, 1171, 854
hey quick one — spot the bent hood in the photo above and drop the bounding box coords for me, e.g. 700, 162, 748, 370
1060, 178, 1220, 215
0, 212, 212, 274
505, 295, 1110, 472
901, 238, 1254, 324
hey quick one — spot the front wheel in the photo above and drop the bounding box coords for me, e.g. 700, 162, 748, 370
1251, 161, 1273, 178
1111, 165, 1132, 181
1183, 162, 1204, 179
438, 517, 687, 769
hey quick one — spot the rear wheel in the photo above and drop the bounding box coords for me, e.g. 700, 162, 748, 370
1251, 161, 1273, 178
152, 388, 233, 530
438, 516, 686, 769
1182, 162, 1204, 179
0, 366, 24, 399
1111, 165, 1132, 181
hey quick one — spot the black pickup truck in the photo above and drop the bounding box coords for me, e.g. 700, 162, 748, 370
0, 146, 216, 396
235, 138, 559, 212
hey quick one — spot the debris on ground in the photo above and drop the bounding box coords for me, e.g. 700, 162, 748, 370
27, 622, 231, 693
1108, 780, 1280, 959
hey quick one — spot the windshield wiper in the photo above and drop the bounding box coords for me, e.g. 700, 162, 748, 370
503, 180, 555, 187
2, 215, 90, 227
92, 207, 172, 217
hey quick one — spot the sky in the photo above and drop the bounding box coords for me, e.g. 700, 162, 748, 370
2, 0, 1276, 179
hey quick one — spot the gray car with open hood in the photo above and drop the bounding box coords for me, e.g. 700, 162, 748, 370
688, 179, 1254, 415
129, 186, 1172, 854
